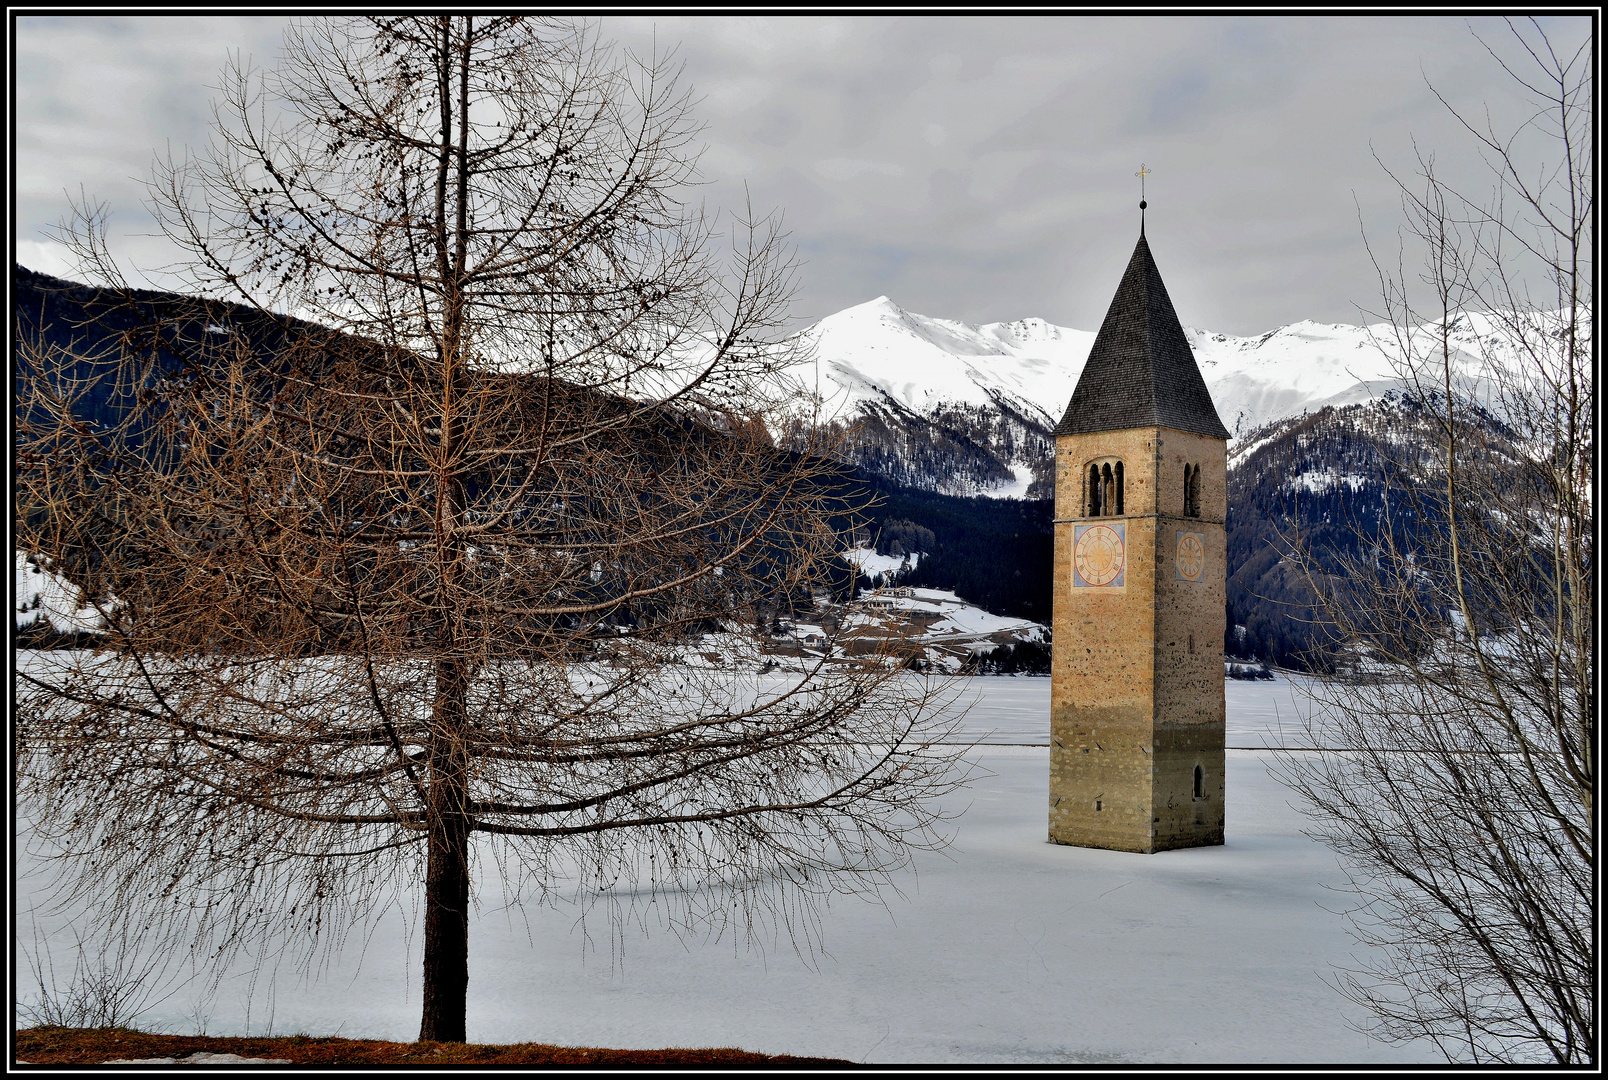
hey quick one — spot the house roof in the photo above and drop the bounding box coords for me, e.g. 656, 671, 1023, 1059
1054, 233, 1230, 440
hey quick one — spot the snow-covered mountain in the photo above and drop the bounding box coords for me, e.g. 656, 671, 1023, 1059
804, 297, 1088, 435
795, 296, 1500, 497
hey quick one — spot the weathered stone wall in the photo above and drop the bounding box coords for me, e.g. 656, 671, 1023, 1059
1152, 427, 1227, 847
1050, 425, 1226, 853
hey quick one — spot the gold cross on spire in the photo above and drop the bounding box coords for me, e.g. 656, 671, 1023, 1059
1135, 163, 1150, 200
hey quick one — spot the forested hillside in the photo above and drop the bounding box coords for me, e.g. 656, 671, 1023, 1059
852, 391, 1512, 673
18, 264, 1493, 671
808, 398, 1053, 500
849, 476, 1055, 625
1223, 391, 1512, 668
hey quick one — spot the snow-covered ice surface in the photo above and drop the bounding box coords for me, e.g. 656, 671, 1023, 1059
930, 674, 1323, 748
15, 669, 1435, 1064
939, 676, 1058, 744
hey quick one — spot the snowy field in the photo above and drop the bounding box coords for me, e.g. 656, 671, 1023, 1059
15, 671, 1439, 1064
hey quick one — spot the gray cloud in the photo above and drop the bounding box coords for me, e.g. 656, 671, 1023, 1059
14, 15, 1591, 334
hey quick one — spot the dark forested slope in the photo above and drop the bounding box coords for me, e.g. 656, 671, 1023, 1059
19, 265, 1484, 668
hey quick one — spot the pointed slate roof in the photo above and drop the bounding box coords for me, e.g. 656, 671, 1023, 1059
1054, 233, 1229, 440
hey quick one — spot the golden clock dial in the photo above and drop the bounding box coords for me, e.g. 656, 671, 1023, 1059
1074, 524, 1126, 587
1176, 533, 1204, 581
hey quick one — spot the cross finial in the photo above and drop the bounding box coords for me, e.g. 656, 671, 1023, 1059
1135, 163, 1150, 234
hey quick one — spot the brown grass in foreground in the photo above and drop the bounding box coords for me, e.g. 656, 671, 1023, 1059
14, 1027, 852, 1066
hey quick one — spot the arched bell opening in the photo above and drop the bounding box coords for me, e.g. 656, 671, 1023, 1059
1085, 459, 1125, 517
1183, 463, 1202, 517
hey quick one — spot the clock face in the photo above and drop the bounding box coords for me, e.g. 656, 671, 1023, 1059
1074, 523, 1126, 588
1176, 531, 1204, 581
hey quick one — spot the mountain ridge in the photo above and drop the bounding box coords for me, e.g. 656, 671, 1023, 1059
795, 295, 1500, 497
14, 264, 1553, 667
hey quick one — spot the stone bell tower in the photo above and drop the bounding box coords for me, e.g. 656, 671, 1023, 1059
1049, 218, 1229, 853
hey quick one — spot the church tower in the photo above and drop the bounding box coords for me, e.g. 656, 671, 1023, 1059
1049, 223, 1229, 853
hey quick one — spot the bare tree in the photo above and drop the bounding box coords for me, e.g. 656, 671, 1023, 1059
15, 17, 967, 1043
1276, 18, 1592, 1063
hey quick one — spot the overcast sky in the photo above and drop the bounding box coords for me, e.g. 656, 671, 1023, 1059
14, 14, 1592, 334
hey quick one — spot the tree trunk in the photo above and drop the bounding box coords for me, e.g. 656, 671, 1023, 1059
419, 660, 471, 1042
419, 812, 470, 1041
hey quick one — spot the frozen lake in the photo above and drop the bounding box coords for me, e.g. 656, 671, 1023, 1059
936, 672, 1325, 747
15, 671, 1439, 1064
